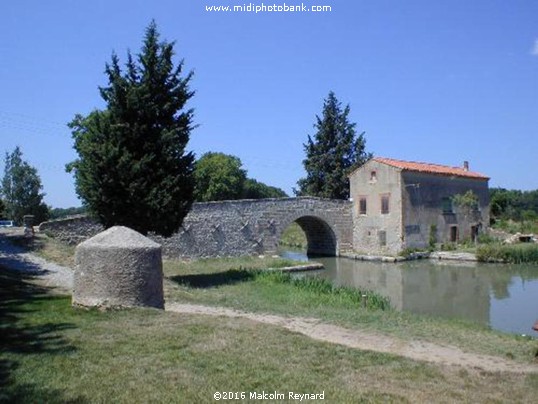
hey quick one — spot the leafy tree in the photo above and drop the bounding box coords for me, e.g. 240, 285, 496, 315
490, 188, 538, 221
194, 152, 288, 201
49, 206, 87, 220
67, 21, 195, 237
194, 152, 247, 201
242, 178, 287, 199
452, 190, 479, 210
1, 146, 49, 224
295, 91, 372, 199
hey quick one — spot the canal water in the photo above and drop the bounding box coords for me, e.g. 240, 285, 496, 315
280, 250, 538, 336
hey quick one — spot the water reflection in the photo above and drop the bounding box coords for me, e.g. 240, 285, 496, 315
280, 250, 538, 336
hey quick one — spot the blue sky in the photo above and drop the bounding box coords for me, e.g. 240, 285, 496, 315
1, 1, 537, 207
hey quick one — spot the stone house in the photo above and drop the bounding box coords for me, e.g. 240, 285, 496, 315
349, 157, 490, 255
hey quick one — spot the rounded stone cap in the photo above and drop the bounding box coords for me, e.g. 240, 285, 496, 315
78, 225, 161, 249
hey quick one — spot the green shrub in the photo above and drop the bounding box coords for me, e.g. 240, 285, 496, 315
476, 243, 538, 264
428, 224, 437, 251
477, 233, 497, 244
440, 242, 457, 251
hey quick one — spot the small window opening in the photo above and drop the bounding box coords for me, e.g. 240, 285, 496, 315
381, 195, 390, 214
359, 197, 367, 215
442, 197, 453, 214
370, 171, 377, 182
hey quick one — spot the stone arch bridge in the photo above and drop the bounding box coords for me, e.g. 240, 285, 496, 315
40, 197, 353, 258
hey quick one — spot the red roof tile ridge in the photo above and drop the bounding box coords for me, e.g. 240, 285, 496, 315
372, 157, 489, 179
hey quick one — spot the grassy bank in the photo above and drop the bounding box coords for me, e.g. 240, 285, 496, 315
477, 243, 538, 264
163, 258, 538, 364
2, 267, 538, 403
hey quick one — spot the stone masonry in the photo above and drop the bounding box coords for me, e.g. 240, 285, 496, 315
40, 197, 353, 258
73, 226, 164, 309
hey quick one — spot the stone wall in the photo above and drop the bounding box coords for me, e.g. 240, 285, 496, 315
39, 197, 353, 258
39, 215, 104, 245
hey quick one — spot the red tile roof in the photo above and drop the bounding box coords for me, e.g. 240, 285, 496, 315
372, 157, 489, 180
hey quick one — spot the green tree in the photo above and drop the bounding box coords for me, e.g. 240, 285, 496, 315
242, 178, 287, 199
295, 91, 372, 199
452, 190, 479, 210
1, 146, 49, 224
67, 21, 195, 237
49, 206, 87, 220
194, 152, 247, 201
193, 152, 288, 201
0, 198, 5, 219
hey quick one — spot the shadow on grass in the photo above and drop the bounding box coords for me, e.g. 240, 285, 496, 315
170, 269, 257, 288
0, 266, 86, 403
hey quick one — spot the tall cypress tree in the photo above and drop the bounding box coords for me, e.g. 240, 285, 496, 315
67, 21, 195, 236
296, 91, 372, 200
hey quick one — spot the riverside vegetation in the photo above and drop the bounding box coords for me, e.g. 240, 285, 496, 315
282, 221, 538, 264
2, 232, 538, 403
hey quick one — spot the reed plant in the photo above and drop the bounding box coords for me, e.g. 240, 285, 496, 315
476, 243, 538, 264
255, 270, 391, 310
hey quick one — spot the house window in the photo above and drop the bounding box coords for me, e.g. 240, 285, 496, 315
359, 197, 367, 215
381, 194, 390, 214
442, 197, 453, 214
379, 230, 387, 246
450, 226, 459, 242
370, 171, 377, 182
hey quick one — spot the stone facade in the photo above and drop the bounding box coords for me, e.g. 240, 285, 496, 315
349, 157, 490, 255
40, 197, 353, 258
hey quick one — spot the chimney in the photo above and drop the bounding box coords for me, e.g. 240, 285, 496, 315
463, 161, 469, 171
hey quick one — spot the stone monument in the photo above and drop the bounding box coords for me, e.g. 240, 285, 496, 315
73, 226, 164, 309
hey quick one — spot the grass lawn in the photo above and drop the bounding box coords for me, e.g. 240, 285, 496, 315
2, 267, 538, 403
163, 258, 538, 365
2, 232, 538, 402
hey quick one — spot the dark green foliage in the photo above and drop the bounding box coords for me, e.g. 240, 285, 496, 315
48, 206, 87, 220
490, 187, 538, 220
194, 152, 246, 201
429, 224, 437, 251
296, 91, 372, 199
452, 190, 479, 210
476, 243, 538, 264
194, 152, 288, 201
0, 198, 5, 219
1, 147, 49, 225
242, 178, 287, 199
67, 22, 195, 236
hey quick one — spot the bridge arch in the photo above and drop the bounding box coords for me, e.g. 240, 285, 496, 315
276, 214, 338, 256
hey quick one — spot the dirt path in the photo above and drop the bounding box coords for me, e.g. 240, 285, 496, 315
166, 302, 538, 374
0, 231, 73, 292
